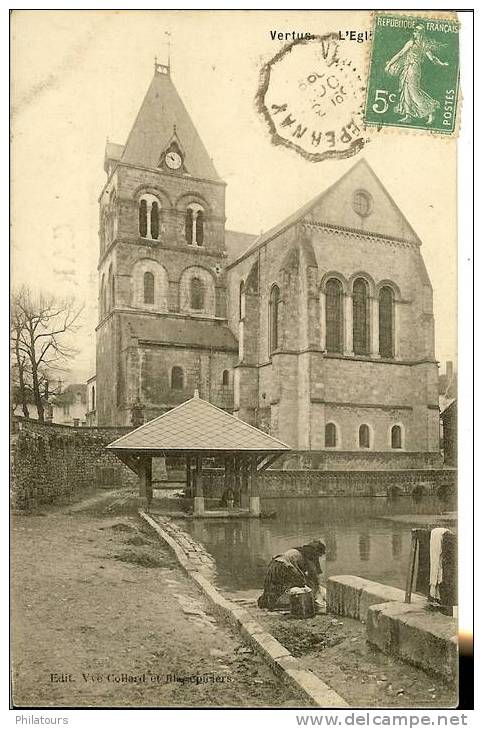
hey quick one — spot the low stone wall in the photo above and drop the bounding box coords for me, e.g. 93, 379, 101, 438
201, 467, 456, 499
366, 602, 458, 683
326, 575, 457, 683
10, 417, 137, 510
326, 575, 425, 622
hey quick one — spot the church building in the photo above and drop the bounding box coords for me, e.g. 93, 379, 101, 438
96, 63, 441, 468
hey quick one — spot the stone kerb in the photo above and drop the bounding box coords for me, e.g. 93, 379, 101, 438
139, 510, 348, 708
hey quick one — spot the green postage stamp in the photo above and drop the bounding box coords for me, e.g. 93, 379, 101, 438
364, 14, 460, 134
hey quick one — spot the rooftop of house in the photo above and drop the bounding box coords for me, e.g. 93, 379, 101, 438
53, 384, 87, 406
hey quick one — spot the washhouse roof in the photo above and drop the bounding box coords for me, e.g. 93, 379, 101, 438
106, 392, 291, 454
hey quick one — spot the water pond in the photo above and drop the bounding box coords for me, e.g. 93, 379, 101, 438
179, 495, 455, 594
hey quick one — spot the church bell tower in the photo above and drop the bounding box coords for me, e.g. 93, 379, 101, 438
96, 61, 237, 426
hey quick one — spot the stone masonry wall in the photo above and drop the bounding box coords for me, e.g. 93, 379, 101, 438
201, 466, 456, 500
10, 417, 137, 510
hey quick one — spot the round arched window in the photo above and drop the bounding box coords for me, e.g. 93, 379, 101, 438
352, 190, 372, 217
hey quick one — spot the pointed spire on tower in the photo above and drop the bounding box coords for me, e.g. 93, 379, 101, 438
120, 60, 221, 181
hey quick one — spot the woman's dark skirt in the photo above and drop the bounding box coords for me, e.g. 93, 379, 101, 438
257, 558, 305, 610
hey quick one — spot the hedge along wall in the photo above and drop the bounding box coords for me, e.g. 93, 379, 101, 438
10, 417, 137, 510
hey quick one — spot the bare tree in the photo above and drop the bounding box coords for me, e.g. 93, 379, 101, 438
11, 287, 83, 422
10, 306, 30, 418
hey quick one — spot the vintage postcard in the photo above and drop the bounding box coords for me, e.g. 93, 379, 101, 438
10, 8, 468, 714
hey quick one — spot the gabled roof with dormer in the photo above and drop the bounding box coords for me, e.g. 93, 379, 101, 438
119, 66, 222, 182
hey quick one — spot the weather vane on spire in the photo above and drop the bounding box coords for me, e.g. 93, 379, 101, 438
165, 31, 172, 69
154, 32, 172, 75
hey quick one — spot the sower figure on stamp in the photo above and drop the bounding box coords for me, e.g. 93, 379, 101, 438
258, 539, 326, 611
385, 24, 448, 125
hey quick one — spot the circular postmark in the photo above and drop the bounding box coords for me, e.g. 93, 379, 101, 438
256, 34, 367, 162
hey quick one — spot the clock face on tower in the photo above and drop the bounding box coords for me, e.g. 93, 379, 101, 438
165, 150, 182, 170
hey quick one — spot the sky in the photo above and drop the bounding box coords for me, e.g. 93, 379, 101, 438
11, 9, 457, 383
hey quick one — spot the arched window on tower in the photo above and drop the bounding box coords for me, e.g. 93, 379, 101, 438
143, 271, 155, 304
391, 425, 402, 449
190, 277, 204, 310
325, 278, 343, 353
222, 369, 230, 387
91, 386, 96, 411
359, 424, 370, 449
325, 422, 337, 448
379, 286, 394, 359
185, 204, 204, 246
353, 278, 369, 355
139, 195, 160, 239
269, 285, 280, 355
150, 201, 159, 240
185, 209, 193, 245
171, 366, 184, 390
195, 210, 204, 245
139, 199, 148, 238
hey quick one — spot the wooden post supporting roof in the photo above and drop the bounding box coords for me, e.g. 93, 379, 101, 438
194, 454, 204, 515
105, 392, 291, 517
186, 455, 192, 498
248, 454, 260, 516
139, 456, 153, 510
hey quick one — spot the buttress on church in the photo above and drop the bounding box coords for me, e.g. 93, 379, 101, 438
95, 63, 441, 467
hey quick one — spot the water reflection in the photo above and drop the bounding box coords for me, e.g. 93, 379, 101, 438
392, 533, 403, 559
358, 533, 371, 562
179, 494, 455, 593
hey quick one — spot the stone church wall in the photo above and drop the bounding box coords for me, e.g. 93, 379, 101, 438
138, 345, 235, 420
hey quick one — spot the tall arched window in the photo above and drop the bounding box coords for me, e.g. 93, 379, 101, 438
222, 369, 230, 386
171, 366, 184, 390
359, 424, 370, 448
195, 210, 204, 246
185, 204, 204, 246
110, 270, 115, 308
185, 209, 193, 244
143, 271, 155, 304
107, 267, 113, 312
91, 386, 95, 411
353, 278, 369, 355
391, 425, 402, 449
190, 277, 204, 310
100, 275, 106, 319
325, 278, 343, 353
139, 195, 160, 239
150, 201, 159, 240
139, 199, 148, 238
239, 280, 245, 321
269, 285, 280, 355
379, 286, 394, 358
325, 422, 337, 447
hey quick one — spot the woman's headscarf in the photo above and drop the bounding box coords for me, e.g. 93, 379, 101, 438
296, 539, 326, 566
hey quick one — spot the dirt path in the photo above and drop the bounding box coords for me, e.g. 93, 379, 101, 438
235, 602, 458, 708
11, 510, 306, 708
